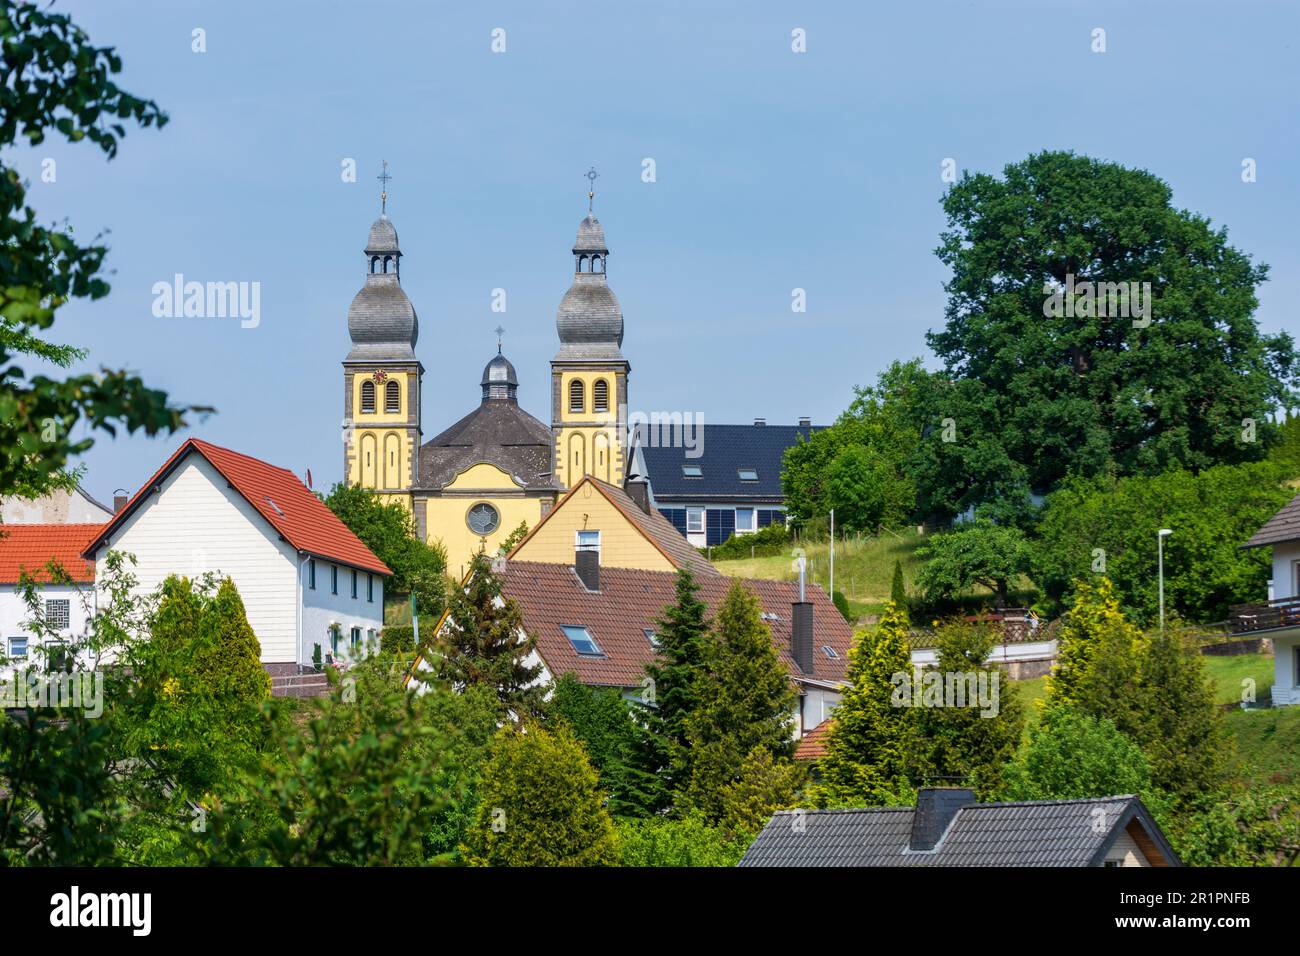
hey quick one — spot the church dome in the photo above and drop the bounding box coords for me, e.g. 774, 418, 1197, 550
556, 215, 624, 361
347, 215, 418, 362
480, 349, 519, 402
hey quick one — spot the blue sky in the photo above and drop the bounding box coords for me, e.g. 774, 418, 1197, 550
18, 0, 1300, 503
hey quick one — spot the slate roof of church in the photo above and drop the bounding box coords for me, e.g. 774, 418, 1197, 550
1244, 489, 1300, 548
346, 214, 418, 362
416, 399, 559, 492
499, 560, 852, 688
738, 795, 1179, 867
555, 214, 624, 363
641, 422, 818, 503
82, 439, 391, 576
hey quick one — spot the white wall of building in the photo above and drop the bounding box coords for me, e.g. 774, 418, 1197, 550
300, 557, 385, 665
0, 582, 95, 676
1270, 541, 1300, 601
0, 487, 112, 524
93, 455, 300, 664
798, 685, 842, 736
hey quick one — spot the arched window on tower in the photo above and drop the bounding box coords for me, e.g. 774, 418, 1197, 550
593, 379, 609, 413
593, 256, 604, 274
370, 256, 380, 274
382, 255, 392, 274
385, 380, 400, 414
360, 380, 376, 414
569, 378, 585, 413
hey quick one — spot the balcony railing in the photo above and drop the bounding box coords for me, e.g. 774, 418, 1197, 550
1228, 596, 1300, 635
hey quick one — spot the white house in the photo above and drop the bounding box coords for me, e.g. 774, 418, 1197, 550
82, 438, 390, 674
0, 524, 101, 675
1236, 491, 1300, 705
0, 484, 114, 525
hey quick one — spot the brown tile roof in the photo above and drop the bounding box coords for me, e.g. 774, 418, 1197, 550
501, 560, 852, 689
508, 475, 720, 577
794, 719, 832, 761
1244, 489, 1300, 548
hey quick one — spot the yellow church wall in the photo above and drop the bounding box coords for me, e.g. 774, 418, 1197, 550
351, 370, 411, 425
511, 485, 674, 573
555, 425, 624, 489
348, 427, 412, 492
557, 370, 623, 424
424, 493, 545, 578
444, 462, 524, 492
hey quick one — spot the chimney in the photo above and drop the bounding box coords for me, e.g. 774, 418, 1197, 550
798, 416, 811, 428
754, 416, 766, 427
113, 494, 128, 513
909, 788, 976, 852
625, 478, 652, 515
575, 545, 600, 592
791, 600, 814, 674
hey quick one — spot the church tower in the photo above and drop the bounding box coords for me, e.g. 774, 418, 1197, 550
342, 166, 422, 508
551, 177, 629, 489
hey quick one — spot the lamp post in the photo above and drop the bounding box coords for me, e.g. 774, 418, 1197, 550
1158, 528, 1172, 630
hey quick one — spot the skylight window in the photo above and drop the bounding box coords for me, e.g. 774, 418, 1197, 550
682, 465, 702, 478
644, 628, 659, 648
561, 625, 602, 656
821, 645, 839, 659
738, 467, 759, 481
265, 496, 284, 516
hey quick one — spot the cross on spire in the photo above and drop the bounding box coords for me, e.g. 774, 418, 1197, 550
378, 159, 392, 214
494, 325, 505, 353
585, 166, 599, 214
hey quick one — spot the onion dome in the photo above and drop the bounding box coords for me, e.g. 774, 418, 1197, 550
555, 214, 624, 362
481, 347, 519, 402
347, 214, 418, 362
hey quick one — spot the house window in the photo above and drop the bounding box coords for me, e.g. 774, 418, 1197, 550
331, 565, 338, 595
367, 574, 374, 603
561, 624, 602, 656
351, 627, 362, 650
593, 379, 609, 413
682, 465, 702, 478
308, 559, 316, 589
467, 502, 500, 536
44, 599, 70, 630
351, 569, 358, 599
576, 530, 601, 555
569, 379, 585, 413
644, 628, 659, 648
329, 625, 341, 655
360, 380, 376, 414
385, 380, 400, 413
821, 645, 839, 659
7, 636, 28, 660
736, 508, 756, 533
686, 507, 704, 534
738, 467, 759, 481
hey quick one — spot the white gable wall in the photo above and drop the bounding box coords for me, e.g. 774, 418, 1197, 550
93, 455, 299, 663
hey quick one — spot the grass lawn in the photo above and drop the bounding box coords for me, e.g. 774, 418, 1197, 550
1224, 705, 1300, 787
1202, 651, 1274, 707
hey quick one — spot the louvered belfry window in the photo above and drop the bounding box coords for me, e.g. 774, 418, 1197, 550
569, 379, 585, 413
385, 380, 400, 413
360, 380, 376, 413
593, 379, 609, 413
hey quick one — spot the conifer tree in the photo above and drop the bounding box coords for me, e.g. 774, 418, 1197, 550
642, 567, 710, 791
462, 723, 617, 866
1045, 577, 1143, 713
890, 558, 907, 609
430, 552, 545, 722
682, 582, 797, 819
813, 601, 914, 806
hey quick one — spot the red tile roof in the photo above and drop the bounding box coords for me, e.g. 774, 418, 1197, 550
82, 438, 391, 576
794, 719, 832, 761
0, 523, 102, 584
500, 560, 852, 688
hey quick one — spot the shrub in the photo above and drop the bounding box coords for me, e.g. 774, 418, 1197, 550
707, 521, 790, 560
380, 625, 415, 654
615, 813, 748, 867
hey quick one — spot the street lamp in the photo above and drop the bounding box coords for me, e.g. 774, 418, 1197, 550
1157, 529, 1173, 630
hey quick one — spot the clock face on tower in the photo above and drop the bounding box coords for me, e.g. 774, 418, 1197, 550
467, 502, 500, 536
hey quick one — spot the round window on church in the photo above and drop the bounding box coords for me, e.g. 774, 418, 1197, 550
467, 502, 501, 536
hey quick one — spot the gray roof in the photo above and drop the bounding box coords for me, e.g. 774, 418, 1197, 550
1244, 489, 1300, 548
738, 795, 1178, 867
642, 423, 818, 503
416, 400, 558, 492
347, 215, 417, 362
556, 216, 624, 362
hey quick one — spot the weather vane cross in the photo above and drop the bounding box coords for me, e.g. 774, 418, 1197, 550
494, 325, 505, 353
378, 159, 392, 214
585, 166, 599, 213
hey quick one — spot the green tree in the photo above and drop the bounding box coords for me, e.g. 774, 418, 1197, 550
914, 521, 1032, 608
918, 150, 1295, 517
682, 582, 797, 820
462, 723, 618, 866
0, 2, 203, 500
813, 602, 914, 806
642, 567, 710, 793
498, 519, 529, 554
1002, 708, 1153, 801
717, 747, 804, 838
1045, 577, 1142, 712
549, 672, 667, 817
427, 551, 545, 722
890, 558, 907, 609
615, 813, 747, 867
324, 483, 448, 618
906, 621, 1024, 798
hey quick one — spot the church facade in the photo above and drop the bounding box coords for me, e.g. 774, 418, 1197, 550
342, 202, 630, 575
